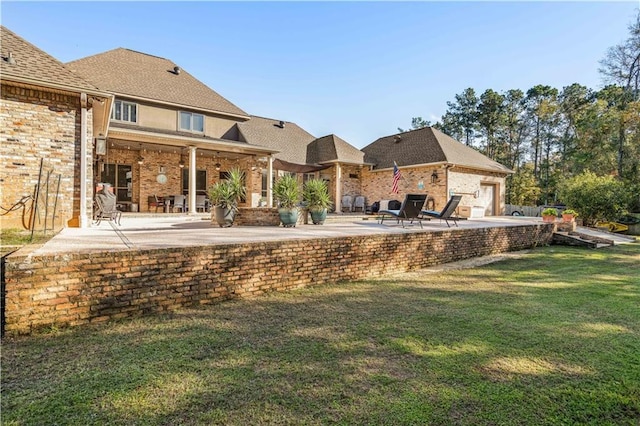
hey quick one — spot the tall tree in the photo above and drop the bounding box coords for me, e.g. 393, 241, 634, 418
599, 11, 640, 100
446, 88, 478, 146
499, 89, 527, 170
397, 117, 431, 133
477, 89, 505, 160
558, 83, 592, 174
599, 11, 640, 179
525, 85, 559, 181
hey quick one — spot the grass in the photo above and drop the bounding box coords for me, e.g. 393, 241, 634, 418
2, 243, 639, 425
0, 228, 54, 256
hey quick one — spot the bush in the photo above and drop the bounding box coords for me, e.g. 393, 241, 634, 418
558, 171, 633, 226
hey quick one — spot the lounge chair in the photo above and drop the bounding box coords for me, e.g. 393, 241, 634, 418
378, 194, 428, 228
420, 195, 463, 227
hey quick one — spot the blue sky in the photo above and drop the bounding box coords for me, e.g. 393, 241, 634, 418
2, 1, 638, 148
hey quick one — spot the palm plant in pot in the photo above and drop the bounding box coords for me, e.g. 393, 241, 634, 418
273, 174, 301, 227
303, 178, 332, 225
208, 167, 246, 228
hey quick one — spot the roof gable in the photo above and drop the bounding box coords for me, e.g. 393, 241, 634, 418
307, 134, 365, 165
66, 48, 248, 118
237, 116, 316, 164
1, 26, 99, 92
362, 127, 512, 174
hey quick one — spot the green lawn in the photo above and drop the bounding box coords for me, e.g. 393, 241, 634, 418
2, 244, 639, 425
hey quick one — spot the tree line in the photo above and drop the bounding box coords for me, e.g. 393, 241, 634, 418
400, 12, 639, 209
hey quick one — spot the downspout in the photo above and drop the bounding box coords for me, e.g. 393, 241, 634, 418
80, 93, 89, 228
335, 163, 342, 214
267, 155, 273, 207
188, 146, 197, 214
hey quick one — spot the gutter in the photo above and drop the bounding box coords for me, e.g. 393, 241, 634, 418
107, 91, 251, 121
108, 127, 278, 156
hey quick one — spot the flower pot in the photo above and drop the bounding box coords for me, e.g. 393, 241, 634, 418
278, 208, 299, 227
213, 206, 236, 228
542, 214, 556, 223
562, 214, 575, 223
309, 208, 327, 225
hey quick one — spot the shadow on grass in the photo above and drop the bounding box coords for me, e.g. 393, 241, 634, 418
2, 244, 639, 425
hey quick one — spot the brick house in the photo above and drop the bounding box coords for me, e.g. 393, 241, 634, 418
361, 127, 513, 217
0, 26, 112, 230
1, 27, 513, 231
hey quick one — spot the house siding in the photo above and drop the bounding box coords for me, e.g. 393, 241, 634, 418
0, 84, 92, 230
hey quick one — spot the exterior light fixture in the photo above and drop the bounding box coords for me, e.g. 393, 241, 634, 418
137, 156, 144, 165
431, 170, 439, 184
215, 162, 221, 171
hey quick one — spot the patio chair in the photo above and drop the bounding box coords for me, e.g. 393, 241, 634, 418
354, 196, 366, 213
172, 194, 186, 213
341, 195, 353, 213
378, 194, 428, 228
94, 188, 122, 226
147, 195, 166, 213
420, 195, 463, 227
195, 195, 209, 212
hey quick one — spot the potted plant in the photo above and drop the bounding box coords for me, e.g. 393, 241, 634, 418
541, 207, 558, 223
208, 167, 246, 227
303, 178, 332, 225
273, 174, 301, 227
562, 209, 578, 223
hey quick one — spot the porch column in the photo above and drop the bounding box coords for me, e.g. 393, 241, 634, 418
79, 93, 89, 228
188, 146, 197, 214
267, 155, 273, 207
335, 163, 342, 214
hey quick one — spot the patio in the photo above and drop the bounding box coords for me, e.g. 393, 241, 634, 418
30, 214, 542, 255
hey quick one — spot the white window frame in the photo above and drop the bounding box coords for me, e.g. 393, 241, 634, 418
179, 111, 205, 133
111, 100, 138, 123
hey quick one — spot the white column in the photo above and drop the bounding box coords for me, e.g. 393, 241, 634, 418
267, 155, 273, 207
335, 163, 342, 214
80, 93, 89, 228
188, 146, 197, 214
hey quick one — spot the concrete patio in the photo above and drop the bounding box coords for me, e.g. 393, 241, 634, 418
30, 214, 542, 255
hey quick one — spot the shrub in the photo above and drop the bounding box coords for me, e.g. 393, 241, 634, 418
542, 208, 558, 216
558, 171, 632, 226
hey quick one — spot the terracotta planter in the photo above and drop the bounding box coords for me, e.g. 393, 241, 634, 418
542, 215, 556, 223
562, 214, 575, 223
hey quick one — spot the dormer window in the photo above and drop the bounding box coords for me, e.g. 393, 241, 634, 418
111, 100, 137, 123
179, 111, 204, 133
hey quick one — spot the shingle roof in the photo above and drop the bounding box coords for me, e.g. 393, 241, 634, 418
362, 127, 513, 174
307, 134, 365, 165
66, 48, 248, 118
237, 116, 317, 164
0, 26, 99, 92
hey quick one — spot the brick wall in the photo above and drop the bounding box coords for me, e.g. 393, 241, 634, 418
3, 224, 553, 335
1, 84, 91, 230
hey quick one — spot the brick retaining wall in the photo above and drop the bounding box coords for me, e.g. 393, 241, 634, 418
3, 224, 553, 335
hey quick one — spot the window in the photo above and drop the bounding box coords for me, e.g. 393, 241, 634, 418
102, 164, 132, 202
303, 173, 316, 184
111, 100, 137, 123
182, 168, 207, 195
179, 111, 204, 133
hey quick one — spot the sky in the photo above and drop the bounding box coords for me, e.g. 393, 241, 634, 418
2, 1, 639, 149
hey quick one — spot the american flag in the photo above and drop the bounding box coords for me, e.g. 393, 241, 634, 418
392, 162, 401, 194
